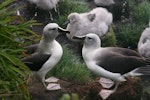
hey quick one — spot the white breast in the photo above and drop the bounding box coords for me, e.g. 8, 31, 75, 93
37, 40, 63, 74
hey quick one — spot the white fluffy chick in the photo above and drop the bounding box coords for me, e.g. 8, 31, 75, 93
66, 7, 113, 41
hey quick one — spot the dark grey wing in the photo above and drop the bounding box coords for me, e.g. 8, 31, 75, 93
95, 52, 150, 75
24, 44, 38, 54
107, 47, 142, 57
22, 53, 51, 71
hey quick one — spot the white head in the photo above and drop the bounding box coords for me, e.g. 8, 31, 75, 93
67, 13, 80, 24
43, 23, 69, 41
73, 33, 101, 49
83, 33, 101, 49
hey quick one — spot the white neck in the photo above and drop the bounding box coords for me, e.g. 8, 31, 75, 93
37, 39, 63, 77
82, 46, 100, 62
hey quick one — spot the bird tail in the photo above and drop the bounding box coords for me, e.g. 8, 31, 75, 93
134, 65, 150, 75
123, 65, 150, 77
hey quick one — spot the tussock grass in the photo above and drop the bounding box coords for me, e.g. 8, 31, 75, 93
101, 27, 117, 47
115, 23, 145, 49
0, 0, 38, 99
132, 0, 150, 25
47, 45, 92, 83
54, 0, 90, 28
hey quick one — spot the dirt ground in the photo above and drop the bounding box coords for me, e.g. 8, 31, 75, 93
28, 77, 147, 100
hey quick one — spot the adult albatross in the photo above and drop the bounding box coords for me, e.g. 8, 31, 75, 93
73, 33, 150, 99
22, 23, 69, 90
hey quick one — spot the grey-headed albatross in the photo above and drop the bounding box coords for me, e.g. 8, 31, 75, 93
73, 33, 150, 99
22, 23, 69, 90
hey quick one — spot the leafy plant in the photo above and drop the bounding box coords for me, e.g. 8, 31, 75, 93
0, 0, 38, 99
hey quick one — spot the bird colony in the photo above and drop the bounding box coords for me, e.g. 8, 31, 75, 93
19, 0, 150, 99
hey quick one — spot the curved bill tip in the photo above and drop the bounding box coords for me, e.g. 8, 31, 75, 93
72, 35, 86, 41
58, 27, 70, 34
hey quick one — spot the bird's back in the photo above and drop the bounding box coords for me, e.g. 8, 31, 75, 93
95, 47, 150, 74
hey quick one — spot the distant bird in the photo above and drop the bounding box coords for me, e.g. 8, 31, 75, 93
73, 33, 150, 99
22, 23, 69, 90
138, 22, 150, 59
66, 7, 113, 41
94, 0, 115, 7
27, 0, 60, 20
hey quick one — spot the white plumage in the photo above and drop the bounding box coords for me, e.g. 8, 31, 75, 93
138, 23, 150, 58
73, 33, 150, 99
22, 23, 69, 90
94, 0, 115, 6
27, 0, 60, 20
66, 7, 113, 41
28, 0, 59, 11
138, 39, 150, 58
88, 7, 113, 26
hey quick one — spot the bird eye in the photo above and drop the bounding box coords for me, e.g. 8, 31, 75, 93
50, 28, 57, 30
87, 37, 92, 40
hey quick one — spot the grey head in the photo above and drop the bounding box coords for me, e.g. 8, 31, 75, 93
83, 33, 101, 49
43, 23, 69, 41
73, 33, 101, 49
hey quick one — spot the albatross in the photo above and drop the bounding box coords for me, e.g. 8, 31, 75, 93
22, 23, 69, 90
73, 33, 150, 99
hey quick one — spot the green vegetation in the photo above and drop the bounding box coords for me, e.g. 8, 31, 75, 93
60, 93, 79, 100
54, 0, 90, 28
115, 0, 150, 49
132, 0, 150, 25
0, 0, 38, 99
116, 23, 145, 49
145, 87, 150, 94
47, 45, 92, 83
102, 27, 117, 47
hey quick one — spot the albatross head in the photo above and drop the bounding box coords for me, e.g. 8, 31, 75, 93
43, 23, 69, 41
73, 33, 101, 48
84, 33, 101, 48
